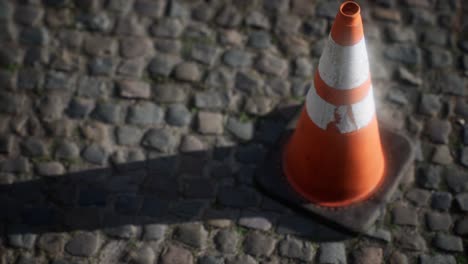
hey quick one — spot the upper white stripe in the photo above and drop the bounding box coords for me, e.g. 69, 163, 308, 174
305, 83, 375, 133
318, 35, 369, 90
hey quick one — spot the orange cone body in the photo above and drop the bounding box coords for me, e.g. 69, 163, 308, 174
283, 1, 385, 207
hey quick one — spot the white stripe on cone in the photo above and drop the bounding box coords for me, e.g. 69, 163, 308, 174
318, 35, 369, 90
305, 83, 375, 133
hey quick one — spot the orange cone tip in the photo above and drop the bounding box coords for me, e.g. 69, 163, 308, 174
283, 1, 386, 207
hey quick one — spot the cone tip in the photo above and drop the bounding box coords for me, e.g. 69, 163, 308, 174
339, 1, 361, 25
331, 1, 364, 46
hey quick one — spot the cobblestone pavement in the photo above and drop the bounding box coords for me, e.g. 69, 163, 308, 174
0, 0, 467, 263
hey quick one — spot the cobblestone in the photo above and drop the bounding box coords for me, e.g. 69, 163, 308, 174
425, 119, 451, 144
456, 193, 468, 212
0, 0, 467, 262
426, 212, 452, 231
198, 112, 224, 134
455, 218, 468, 236
433, 233, 464, 252
446, 166, 468, 193
352, 247, 383, 264
223, 49, 253, 68
160, 245, 193, 264
142, 128, 179, 153
82, 144, 108, 165
389, 251, 408, 264
406, 188, 431, 206
127, 246, 156, 264
92, 102, 122, 124
394, 230, 427, 251
36, 161, 65, 176
174, 223, 208, 249
148, 54, 180, 78
127, 102, 164, 126
116, 126, 143, 146
143, 224, 167, 241
392, 204, 419, 226
65, 232, 100, 257
279, 237, 315, 262
226, 117, 254, 141
174, 62, 202, 82
238, 210, 273, 231
199, 255, 224, 264
8, 231, 37, 249
432, 145, 453, 165
244, 231, 276, 257
104, 224, 139, 239
214, 229, 239, 254
419, 254, 456, 264
431, 191, 453, 211
417, 165, 442, 190
226, 255, 257, 264
117, 80, 151, 99
166, 104, 191, 127
319, 242, 347, 264
37, 233, 65, 255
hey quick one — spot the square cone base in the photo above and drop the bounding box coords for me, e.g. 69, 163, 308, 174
255, 120, 414, 234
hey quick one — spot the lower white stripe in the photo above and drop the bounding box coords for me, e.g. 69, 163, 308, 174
318, 35, 369, 90
305, 83, 375, 133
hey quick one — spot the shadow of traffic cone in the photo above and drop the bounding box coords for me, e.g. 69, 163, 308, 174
256, 1, 414, 233
284, 1, 385, 207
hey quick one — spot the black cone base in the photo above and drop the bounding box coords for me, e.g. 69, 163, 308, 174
255, 122, 414, 234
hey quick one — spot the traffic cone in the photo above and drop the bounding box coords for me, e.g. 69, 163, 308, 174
255, 1, 414, 233
283, 0, 385, 207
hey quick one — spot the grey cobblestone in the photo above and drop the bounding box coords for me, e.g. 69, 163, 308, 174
174, 223, 208, 249
392, 204, 419, 226
433, 233, 464, 252
238, 210, 273, 231
226, 255, 257, 264
92, 102, 122, 124
117, 80, 151, 99
36, 161, 65, 176
431, 191, 453, 211
166, 104, 191, 127
179, 135, 206, 153
160, 245, 193, 264
389, 251, 408, 264
419, 254, 456, 264
214, 229, 239, 254
148, 54, 181, 77
37, 233, 65, 255
456, 193, 468, 212
104, 224, 140, 239
118, 57, 143, 77
279, 237, 315, 261
8, 231, 37, 249
243, 231, 276, 257
226, 117, 254, 141
199, 255, 224, 264
127, 102, 164, 126
65, 232, 100, 257
0, 0, 467, 262
174, 62, 202, 82
143, 224, 167, 241
352, 247, 383, 264
426, 212, 452, 231
142, 128, 179, 153
82, 144, 108, 165
319, 242, 347, 264
394, 230, 427, 251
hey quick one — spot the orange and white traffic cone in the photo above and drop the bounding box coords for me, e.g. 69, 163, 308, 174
256, 1, 413, 233
283, 1, 385, 207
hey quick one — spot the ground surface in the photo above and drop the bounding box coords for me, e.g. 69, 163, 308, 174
0, 0, 468, 263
